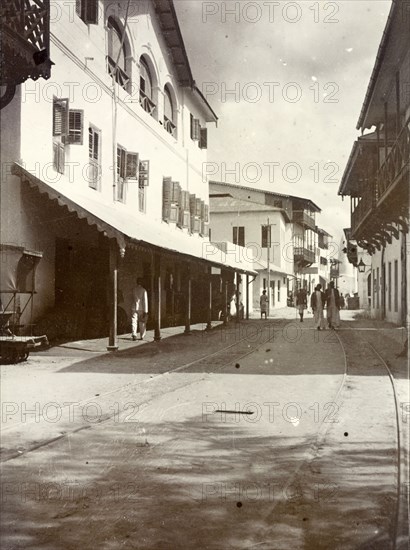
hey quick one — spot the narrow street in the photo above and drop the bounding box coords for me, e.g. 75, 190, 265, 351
1, 312, 408, 549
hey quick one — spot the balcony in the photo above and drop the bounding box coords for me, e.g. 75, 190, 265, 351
106, 56, 130, 91
351, 185, 375, 238
139, 89, 156, 116
294, 247, 315, 266
377, 117, 410, 202
1, 0, 52, 108
292, 210, 316, 230
164, 115, 177, 137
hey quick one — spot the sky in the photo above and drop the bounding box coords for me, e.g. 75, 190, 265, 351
174, 0, 392, 244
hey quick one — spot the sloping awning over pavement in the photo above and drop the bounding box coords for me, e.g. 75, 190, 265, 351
12, 163, 256, 275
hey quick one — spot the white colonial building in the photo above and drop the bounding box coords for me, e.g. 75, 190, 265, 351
0, 0, 254, 346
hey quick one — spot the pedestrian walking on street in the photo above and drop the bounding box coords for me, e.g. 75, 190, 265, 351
131, 278, 148, 340
295, 287, 307, 322
325, 281, 340, 329
310, 284, 326, 330
260, 290, 268, 319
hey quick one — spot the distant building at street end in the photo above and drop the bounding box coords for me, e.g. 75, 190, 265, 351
209, 181, 333, 314
339, 0, 409, 325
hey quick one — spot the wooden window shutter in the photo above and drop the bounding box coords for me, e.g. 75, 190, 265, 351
179, 190, 190, 227
171, 181, 181, 204
239, 227, 245, 246
117, 146, 126, 179
67, 110, 84, 144
195, 198, 202, 217
163, 177, 172, 221
193, 119, 200, 141
189, 194, 196, 216
89, 126, 100, 161
190, 114, 194, 139
261, 226, 268, 248
199, 127, 208, 149
205, 204, 209, 223
53, 98, 69, 139
233, 227, 238, 244
189, 194, 197, 232
125, 152, 139, 180
170, 182, 181, 223
53, 142, 59, 171
53, 142, 65, 174
139, 161, 149, 187
85, 0, 99, 24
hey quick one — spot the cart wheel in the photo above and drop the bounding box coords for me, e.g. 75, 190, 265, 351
21, 351, 29, 362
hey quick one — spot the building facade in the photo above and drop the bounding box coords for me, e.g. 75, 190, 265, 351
0, 0, 254, 345
339, 0, 409, 325
209, 194, 293, 312
209, 182, 333, 312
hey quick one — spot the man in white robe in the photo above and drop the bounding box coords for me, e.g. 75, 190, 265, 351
131, 278, 148, 340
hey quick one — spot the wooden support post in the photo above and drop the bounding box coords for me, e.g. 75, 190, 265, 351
184, 264, 192, 334
107, 240, 118, 351
154, 254, 161, 341
223, 277, 228, 325
246, 274, 250, 320
206, 267, 212, 331
235, 272, 240, 323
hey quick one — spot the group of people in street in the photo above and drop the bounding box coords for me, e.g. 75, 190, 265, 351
296, 281, 342, 330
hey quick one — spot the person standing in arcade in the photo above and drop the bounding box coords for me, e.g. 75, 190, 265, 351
131, 278, 148, 341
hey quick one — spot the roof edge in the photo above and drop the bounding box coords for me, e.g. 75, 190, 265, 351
356, 0, 397, 130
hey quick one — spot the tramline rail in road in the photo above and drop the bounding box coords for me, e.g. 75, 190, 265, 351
335, 329, 406, 550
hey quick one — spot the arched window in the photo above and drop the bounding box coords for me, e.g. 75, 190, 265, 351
106, 17, 129, 90
164, 86, 176, 136
139, 57, 156, 116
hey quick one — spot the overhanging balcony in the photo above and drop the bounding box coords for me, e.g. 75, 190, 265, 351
294, 247, 315, 267
377, 117, 410, 203
1, 0, 52, 109
292, 210, 316, 231
351, 184, 375, 238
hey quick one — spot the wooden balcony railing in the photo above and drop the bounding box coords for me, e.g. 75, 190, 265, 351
378, 117, 410, 199
292, 211, 316, 230
294, 247, 315, 265
106, 56, 129, 90
164, 115, 177, 137
139, 89, 156, 116
351, 184, 375, 237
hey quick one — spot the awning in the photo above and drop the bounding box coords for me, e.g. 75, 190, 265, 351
12, 163, 256, 275
252, 258, 288, 276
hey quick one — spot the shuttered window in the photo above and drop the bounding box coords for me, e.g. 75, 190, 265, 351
125, 152, 139, 180
233, 227, 245, 247
53, 142, 65, 174
76, 0, 99, 24
190, 114, 200, 141
189, 194, 200, 233
179, 190, 190, 228
199, 127, 208, 149
88, 126, 101, 189
163, 177, 172, 221
261, 226, 270, 248
117, 146, 126, 179
53, 98, 69, 139
139, 161, 149, 187
116, 145, 127, 201
67, 110, 84, 144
